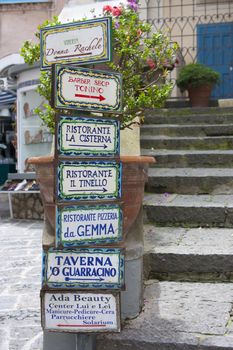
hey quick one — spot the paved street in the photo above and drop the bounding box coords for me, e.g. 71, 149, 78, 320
0, 194, 43, 350
3, 193, 233, 350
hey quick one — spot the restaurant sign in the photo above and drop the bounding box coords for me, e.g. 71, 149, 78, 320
56, 204, 123, 247
57, 160, 122, 202
58, 116, 120, 157
42, 247, 125, 289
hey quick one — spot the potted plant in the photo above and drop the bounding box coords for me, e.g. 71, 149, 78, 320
21, 1, 177, 148
20, 0, 177, 319
20, 0, 177, 228
176, 62, 220, 107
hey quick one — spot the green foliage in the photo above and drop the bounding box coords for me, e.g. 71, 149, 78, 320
176, 63, 220, 92
21, 16, 61, 133
20, 5, 177, 133
103, 4, 178, 128
34, 104, 56, 132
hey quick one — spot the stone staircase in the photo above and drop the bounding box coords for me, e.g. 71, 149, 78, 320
142, 107, 233, 282
97, 107, 233, 350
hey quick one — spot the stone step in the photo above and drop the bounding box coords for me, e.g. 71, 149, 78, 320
144, 107, 233, 124
146, 167, 233, 194
141, 123, 233, 136
141, 135, 233, 150
141, 149, 233, 168
143, 193, 233, 227
144, 225, 233, 280
97, 280, 233, 350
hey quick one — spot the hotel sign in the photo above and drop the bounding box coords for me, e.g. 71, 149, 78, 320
40, 17, 112, 69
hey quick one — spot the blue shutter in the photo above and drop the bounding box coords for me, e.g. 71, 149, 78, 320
197, 22, 233, 99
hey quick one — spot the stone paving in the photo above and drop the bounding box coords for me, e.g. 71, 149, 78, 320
2, 216, 233, 349
98, 280, 233, 350
0, 216, 43, 350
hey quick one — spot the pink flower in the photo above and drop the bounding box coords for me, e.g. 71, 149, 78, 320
146, 58, 156, 69
103, 5, 113, 13
137, 29, 142, 37
111, 6, 122, 17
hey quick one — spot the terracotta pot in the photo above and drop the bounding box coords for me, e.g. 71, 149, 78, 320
188, 84, 213, 107
27, 155, 155, 246
28, 155, 155, 319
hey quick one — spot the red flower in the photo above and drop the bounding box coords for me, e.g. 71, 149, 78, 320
111, 6, 122, 16
103, 5, 113, 13
146, 58, 156, 69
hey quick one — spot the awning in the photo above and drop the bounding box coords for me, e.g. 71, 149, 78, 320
0, 91, 16, 106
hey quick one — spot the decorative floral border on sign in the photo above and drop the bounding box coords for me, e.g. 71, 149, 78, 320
57, 160, 122, 202
54, 65, 122, 113
58, 116, 120, 157
42, 247, 125, 290
40, 17, 112, 69
56, 204, 123, 247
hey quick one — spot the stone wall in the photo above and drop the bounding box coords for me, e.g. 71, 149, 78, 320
0, 0, 65, 58
11, 193, 44, 220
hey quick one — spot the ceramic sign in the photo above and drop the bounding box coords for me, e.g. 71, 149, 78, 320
58, 116, 120, 157
56, 204, 123, 247
57, 160, 122, 201
40, 17, 112, 69
42, 247, 125, 289
41, 291, 120, 333
53, 65, 122, 113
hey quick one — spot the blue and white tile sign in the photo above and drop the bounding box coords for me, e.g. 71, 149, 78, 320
56, 204, 123, 247
58, 116, 120, 157
40, 17, 112, 69
57, 160, 122, 202
42, 248, 125, 289
54, 65, 122, 113
42, 291, 120, 332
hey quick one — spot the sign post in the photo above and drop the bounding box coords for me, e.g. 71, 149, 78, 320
40, 17, 124, 350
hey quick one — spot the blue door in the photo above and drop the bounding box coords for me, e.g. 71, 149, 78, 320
197, 22, 233, 98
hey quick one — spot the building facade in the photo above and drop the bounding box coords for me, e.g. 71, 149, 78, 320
1, 0, 233, 175
0, 0, 65, 58
0, 0, 66, 174
141, 0, 233, 99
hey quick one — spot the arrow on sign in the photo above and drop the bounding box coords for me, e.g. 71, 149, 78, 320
65, 277, 105, 282
74, 93, 106, 102
57, 324, 106, 327
68, 188, 108, 193
55, 53, 92, 59
69, 144, 108, 149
